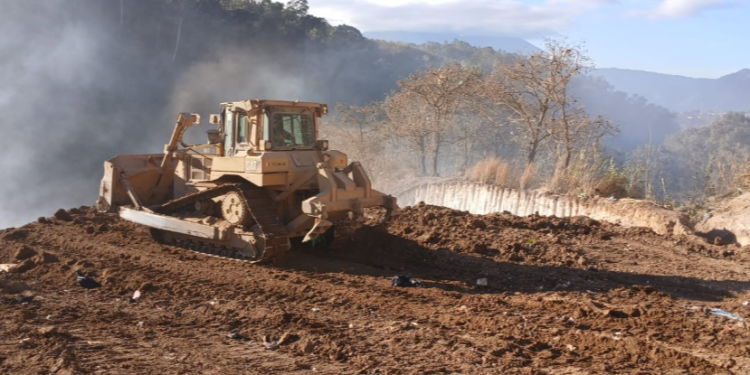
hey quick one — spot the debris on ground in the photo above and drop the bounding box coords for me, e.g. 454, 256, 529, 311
262, 335, 279, 350
391, 275, 424, 287
708, 308, 744, 321
129, 290, 142, 303
75, 269, 102, 289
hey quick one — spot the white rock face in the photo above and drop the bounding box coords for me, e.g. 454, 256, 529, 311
396, 180, 692, 237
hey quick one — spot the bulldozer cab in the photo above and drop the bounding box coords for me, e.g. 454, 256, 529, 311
214, 100, 327, 157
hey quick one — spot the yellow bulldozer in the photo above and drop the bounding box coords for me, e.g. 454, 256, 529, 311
97, 99, 398, 263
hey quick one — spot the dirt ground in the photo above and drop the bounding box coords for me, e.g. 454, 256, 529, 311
1, 204, 750, 374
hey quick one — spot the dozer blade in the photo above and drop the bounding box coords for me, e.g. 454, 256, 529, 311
120, 207, 229, 240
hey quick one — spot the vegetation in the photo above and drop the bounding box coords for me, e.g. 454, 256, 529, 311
328, 40, 625, 195
630, 112, 750, 203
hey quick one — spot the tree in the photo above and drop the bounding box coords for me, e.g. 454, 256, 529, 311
481, 39, 613, 167
385, 64, 482, 176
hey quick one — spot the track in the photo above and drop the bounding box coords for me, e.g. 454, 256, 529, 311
154, 183, 290, 263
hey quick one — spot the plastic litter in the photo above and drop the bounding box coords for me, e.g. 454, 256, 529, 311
476, 278, 488, 286
311, 307, 321, 312
129, 290, 141, 303
708, 308, 744, 321
391, 275, 424, 288
743, 301, 748, 306
227, 330, 244, 340
0, 264, 18, 273
262, 335, 278, 350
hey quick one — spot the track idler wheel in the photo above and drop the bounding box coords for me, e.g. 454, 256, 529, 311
221, 190, 253, 226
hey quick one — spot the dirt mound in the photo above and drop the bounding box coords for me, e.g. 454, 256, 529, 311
696, 192, 750, 246
0, 205, 749, 374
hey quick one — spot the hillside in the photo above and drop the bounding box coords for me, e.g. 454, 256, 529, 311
364, 31, 540, 54
593, 68, 750, 113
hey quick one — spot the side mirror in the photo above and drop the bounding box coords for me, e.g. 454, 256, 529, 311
206, 129, 222, 144
209, 114, 221, 125
315, 140, 329, 150
262, 140, 273, 151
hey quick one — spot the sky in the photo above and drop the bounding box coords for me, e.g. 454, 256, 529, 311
307, 0, 747, 78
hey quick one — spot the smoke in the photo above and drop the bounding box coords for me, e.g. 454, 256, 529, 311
0, 0, 174, 228
0, 0, 400, 229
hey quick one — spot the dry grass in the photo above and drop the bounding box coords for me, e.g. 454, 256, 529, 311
546, 152, 645, 198
520, 162, 536, 190
466, 157, 517, 188
466, 154, 649, 199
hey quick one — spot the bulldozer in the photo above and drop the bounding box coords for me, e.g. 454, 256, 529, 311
97, 99, 398, 263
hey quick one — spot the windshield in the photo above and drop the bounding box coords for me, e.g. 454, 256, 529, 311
268, 112, 315, 148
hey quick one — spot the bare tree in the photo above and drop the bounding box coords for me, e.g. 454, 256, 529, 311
481, 39, 612, 168
322, 103, 419, 189
323, 103, 386, 172
545, 41, 617, 167
385, 64, 482, 176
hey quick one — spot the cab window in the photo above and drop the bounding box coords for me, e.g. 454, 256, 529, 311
270, 113, 315, 148
237, 114, 248, 144
223, 111, 234, 155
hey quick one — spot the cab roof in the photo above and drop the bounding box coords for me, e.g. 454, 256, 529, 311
221, 99, 328, 116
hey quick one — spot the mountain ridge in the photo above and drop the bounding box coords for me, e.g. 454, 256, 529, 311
592, 67, 750, 112
363, 31, 541, 54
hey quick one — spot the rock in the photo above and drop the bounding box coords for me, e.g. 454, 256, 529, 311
1, 229, 29, 241
54, 209, 73, 222
418, 233, 433, 243
14, 259, 37, 274
38, 326, 58, 337
277, 331, 297, 346
329, 347, 343, 361
466, 218, 487, 230
17, 310, 36, 321
37, 217, 50, 224
629, 307, 643, 318
301, 339, 316, 354
470, 243, 487, 254
577, 256, 588, 266
85, 226, 95, 234
14, 245, 37, 261
713, 236, 724, 246
34, 252, 60, 264
2, 281, 30, 294
97, 224, 110, 232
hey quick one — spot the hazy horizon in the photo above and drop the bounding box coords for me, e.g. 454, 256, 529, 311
309, 0, 748, 79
